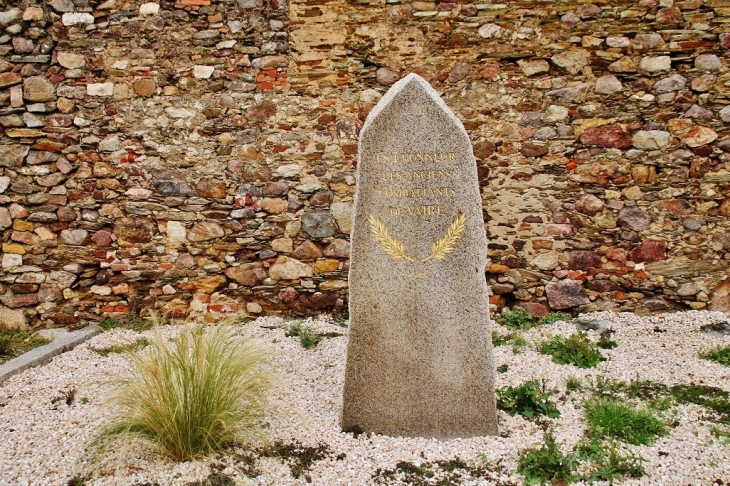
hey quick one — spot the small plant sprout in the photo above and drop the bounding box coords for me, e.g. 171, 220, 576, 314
500, 309, 534, 330
511, 333, 528, 355
517, 430, 578, 485
0, 329, 51, 364
597, 328, 618, 349
700, 344, 730, 367
92, 324, 274, 461
539, 332, 605, 368
584, 398, 667, 445
566, 376, 582, 394
497, 380, 561, 419
286, 322, 342, 350
537, 312, 571, 326
491, 331, 508, 346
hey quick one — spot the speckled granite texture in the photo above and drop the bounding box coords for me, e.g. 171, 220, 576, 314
342, 74, 498, 438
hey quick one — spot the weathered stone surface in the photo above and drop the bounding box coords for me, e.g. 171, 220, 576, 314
545, 279, 590, 309
61, 12, 94, 25
609, 56, 638, 73
618, 207, 651, 231
546, 84, 587, 102
653, 75, 686, 93
0, 72, 22, 88
60, 229, 88, 246
520, 142, 548, 157
580, 124, 630, 149
639, 56, 671, 72
247, 100, 276, 121
568, 250, 601, 270
376, 67, 399, 86
448, 62, 470, 83
629, 239, 667, 263
0, 145, 29, 168
187, 222, 225, 242
594, 75, 622, 94
517, 59, 549, 76
680, 126, 717, 147
226, 262, 267, 286
575, 194, 604, 215
0, 306, 26, 330
551, 49, 589, 74
114, 217, 157, 244
632, 130, 670, 150
709, 278, 730, 314
343, 74, 497, 438
87, 83, 114, 96
23, 76, 55, 101
269, 256, 312, 280
57, 52, 85, 69
301, 210, 336, 238
292, 240, 323, 260
695, 54, 722, 72
684, 105, 713, 121
478, 23, 503, 39
720, 106, 730, 124
531, 252, 558, 271
133, 78, 156, 97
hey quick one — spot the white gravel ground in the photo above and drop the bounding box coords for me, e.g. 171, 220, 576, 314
1, 310, 730, 485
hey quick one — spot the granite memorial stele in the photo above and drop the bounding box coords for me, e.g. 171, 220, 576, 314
342, 73, 498, 438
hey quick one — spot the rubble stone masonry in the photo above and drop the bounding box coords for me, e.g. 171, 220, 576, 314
1, 0, 730, 329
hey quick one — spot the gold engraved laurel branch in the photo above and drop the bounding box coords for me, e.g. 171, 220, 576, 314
422, 212, 466, 262
369, 212, 466, 263
368, 216, 415, 262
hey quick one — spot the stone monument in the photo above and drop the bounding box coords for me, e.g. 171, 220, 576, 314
342, 74, 498, 438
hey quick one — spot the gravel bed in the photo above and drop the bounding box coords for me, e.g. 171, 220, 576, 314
1, 310, 729, 485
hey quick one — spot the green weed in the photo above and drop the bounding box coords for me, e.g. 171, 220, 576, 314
539, 332, 605, 368
184, 471, 236, 486
584, 398, 667, 445
99, 312, 158, 332
492, 331, 508, 346
511, 333, 528, 355
597, 333, 618, 350
700, 345, 730, 367
565, 376, 582, 394
577, 437, 646, 482
0, 329, 50, 364
260, 441, 335, 479
99, 318, 119, 331
500, 309, 534, 330
670, 384, 730, 423
517, 431, 578, 485
497, 364, 509, 373
497, 380, 561, 420
89, 338, 150, 357
537, 312, 571, 326
286, 323, 341, 349
373, 456, 511, 485
92, 325, 274, 461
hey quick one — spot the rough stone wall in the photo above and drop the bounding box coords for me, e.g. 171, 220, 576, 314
2, 0, 730, 329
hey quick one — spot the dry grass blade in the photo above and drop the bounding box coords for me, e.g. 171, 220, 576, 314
91, 324, 274, 462
369, 215, 414, 262
422, 212, 466, 262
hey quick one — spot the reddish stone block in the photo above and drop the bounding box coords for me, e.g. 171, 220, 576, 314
629, 239, 667, 263
579, 123, 631, 149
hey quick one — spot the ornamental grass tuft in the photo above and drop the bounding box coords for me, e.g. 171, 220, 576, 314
93, 324, 274, 462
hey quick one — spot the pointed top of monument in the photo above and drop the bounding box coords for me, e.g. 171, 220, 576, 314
361, 73, 467, 138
